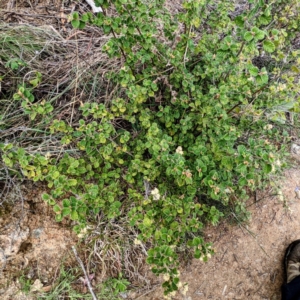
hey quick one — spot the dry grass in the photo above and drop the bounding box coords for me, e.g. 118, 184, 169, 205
1, 1, 299, 297
0, 1, 263, 290
0, 22, 119, 193
0, 22, 120, 145
82, 217, 152, 288
0, 14, 150, 292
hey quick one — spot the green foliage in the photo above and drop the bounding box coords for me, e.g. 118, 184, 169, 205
37, 267, 86, 300
19, 274, 32, 295
37, 267, 127, 300
12, 74, 53, 121
104, 273, 130, 297
5, 58, 27, 70
2, 0, 300, 295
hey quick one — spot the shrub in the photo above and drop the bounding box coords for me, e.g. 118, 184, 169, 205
1, 0, 300, 295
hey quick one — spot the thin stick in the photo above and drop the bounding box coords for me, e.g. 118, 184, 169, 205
72, 246, 98, 300
231, 213, 269, 257
183, 26, 192, 67
135, 284, 160, 300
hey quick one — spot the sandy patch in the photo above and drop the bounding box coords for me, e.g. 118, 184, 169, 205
144, 168, 300, 300
0, 183, 77, 299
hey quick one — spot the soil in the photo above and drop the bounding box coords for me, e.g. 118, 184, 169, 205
0, 182, 78, 299
1, 1, 300, 299
144, 168, 300, 300
2, 170, 298, 300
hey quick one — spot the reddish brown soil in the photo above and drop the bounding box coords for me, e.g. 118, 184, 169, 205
144, 169, 300, 300
1, 1, 299, 299
0, 183, 78, 299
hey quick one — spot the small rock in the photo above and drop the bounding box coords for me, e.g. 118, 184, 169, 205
32, 228, 43, 239
195, 290, 205, 296
30, 279, 43, 292
291, 143, 300, 154
120, 292, 128, 299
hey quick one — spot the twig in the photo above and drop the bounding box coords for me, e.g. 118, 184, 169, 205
183, 26, 192, 67
1, 11, 68, 19
72, 246, 98, 300
134, 284, 160, 300
70, 32, 79, 125
0, 248, 7, 272
231, 213, 269, 257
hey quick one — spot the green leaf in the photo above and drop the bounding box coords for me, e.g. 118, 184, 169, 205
79, 21, 86, 30
81, 13, 89, 22
194, 248, 201, 259
30, 112, 37, 120
253, 27, 265, 40
220, 36, 232, 51
3, 156, 13, 167
221, 156, 233, 171
248, 65, 259, 77
62, 199, 71, 207
71, 19, 80, 29
42, 193, 50, 201
53, 205, 61, 213
238, 177, 247, 186
237, 145, 247, 154
151, 82, 158, 91
291, 66, 300, 74
256, 73, 268, 84
192, 237, 201, 246
143, 216, 153, 227
234, 16, 244, 27
263, 164, 272, 174
62, 207, 71, 217
259, 14, 272, 25
71, 210, 79, 220
270, 101, 296, 112
68, 179, 77, 186
55, 214, 63, 222
263, 40, 275, 53
52, 171, 60, 179
49, 199, 56, 206
244, 31, 254, 42
30, 78, 39, 87
72, 12, 79, 20
37, 106, 44, 114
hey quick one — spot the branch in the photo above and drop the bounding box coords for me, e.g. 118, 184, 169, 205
183, 26, 192, 67
72, 246, 98, 300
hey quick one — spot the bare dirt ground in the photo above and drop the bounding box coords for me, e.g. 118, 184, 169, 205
1, 169, 299, 300
144, 168, 300, 300
0, 183, 78, 299
1, 1, 300, 299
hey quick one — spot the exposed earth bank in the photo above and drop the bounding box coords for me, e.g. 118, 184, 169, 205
1, 170, 299, 300
145, 168, 300, 300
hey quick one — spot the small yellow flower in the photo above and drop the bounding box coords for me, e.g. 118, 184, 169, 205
181, 284, 189, 296
264, 124, 273, 130
134, 238, 142, 245
176, 146, 184, 155
77, 227, 88, 239
277, 83, 287, 91
278, 190, 284, 202
224, 188, 231, 194
163, 274, 170, 281
45, 152, 51, 159
151, 187, 161, 200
